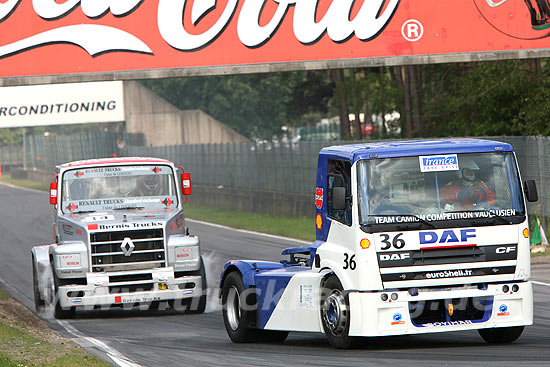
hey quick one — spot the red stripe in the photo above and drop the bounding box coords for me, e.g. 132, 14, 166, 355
420, 244, 477, 250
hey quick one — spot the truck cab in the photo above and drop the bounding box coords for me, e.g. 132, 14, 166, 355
219, 139, 538, 348
32, 157, 206, 318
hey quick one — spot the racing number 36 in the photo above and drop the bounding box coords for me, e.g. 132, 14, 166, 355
379, 233, 405, 250
343, 253, 356, 270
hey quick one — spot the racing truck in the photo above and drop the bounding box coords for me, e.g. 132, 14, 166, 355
219, 138, 538, 348
32, 157, 206, 319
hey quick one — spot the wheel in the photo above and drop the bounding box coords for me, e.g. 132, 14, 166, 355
53, 273, 75, 319
478, 326, 525, 343
32, 259, 45, 313
221, 271, 258, 343
320, 275, 358, 349
187, 256, 207, 314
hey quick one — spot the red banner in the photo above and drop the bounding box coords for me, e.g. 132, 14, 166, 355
1, 0, 550, 83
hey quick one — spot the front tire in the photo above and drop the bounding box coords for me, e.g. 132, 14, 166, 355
321, 275, 358, 349
53, 273, 75, 319
221, 271, 257, 343
32, 260, 45, 313
478, 326, 524, 343
187, 256, 207, 314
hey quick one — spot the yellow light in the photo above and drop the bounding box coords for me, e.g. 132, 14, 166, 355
523, 228, 529, 238
448, 303, 454, 316
158, 283, 168, 290
316, 214, 323, 230
360, 239, 371, 249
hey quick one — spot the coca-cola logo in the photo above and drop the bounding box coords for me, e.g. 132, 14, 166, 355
0, 0, 401, 58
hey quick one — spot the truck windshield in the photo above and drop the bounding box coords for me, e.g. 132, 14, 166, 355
358, 152, 525, 228
61, 165, 178, 213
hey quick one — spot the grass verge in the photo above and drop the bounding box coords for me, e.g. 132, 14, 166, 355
0, 289, 109, 367
183, 204, 315, 242
0, 176, 49, 192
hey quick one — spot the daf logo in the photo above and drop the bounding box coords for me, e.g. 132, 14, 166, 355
121, 237, 135, 257
380, 253, 411, 261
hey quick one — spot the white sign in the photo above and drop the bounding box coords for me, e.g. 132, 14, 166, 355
419, 154, 459, 172
0, 81, 125, 128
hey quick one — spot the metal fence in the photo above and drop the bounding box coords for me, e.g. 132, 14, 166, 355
2, 133, 550, 218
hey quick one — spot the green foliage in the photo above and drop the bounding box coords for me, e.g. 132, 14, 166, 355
142, 71, 333, 140
421, 60, 550, 137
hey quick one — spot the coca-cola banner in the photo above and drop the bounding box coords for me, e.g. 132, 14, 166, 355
1, 0, 550, 85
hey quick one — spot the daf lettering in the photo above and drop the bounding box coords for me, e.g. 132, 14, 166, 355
419, 229, 476, 244
380, 253, 411, 261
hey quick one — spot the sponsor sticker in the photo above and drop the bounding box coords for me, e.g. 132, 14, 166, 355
175, 247, 194, 261
425, 269, 473, 279
84, 214, 114, 222
315, 188, 324, 209
182, 290, 194, 298
497, 304, 510, 316
392, 313, 405, 325
60, 254, 81, 268
299, 284, 313, 309
419, 154, 459, 172
422, 320, 473, 327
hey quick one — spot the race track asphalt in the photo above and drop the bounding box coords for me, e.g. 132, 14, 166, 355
0, 183, 549, 367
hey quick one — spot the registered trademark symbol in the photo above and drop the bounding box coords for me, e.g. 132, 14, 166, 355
402, 19, 424, 42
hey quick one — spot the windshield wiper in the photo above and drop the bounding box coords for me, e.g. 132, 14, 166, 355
113, 206, 145, 210
365, 214, 436, 229
66, 209, 96, 214
446, 210, 512, 225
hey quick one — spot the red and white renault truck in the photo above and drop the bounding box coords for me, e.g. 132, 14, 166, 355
220, 138, 538, 348
32, 157, 206, 319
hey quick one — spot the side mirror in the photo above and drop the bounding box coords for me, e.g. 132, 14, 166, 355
524, 179, 538, 202
333, 186, 346, 210
49, 181, 57, 205
181, 170, 192, 196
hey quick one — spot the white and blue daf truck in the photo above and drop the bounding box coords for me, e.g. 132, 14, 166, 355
219, 139, 538, 348
32, 157, 206, 319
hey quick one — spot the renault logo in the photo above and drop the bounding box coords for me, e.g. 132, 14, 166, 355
121, 237, 135, 257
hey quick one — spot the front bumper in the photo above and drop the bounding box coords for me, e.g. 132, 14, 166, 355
348, 281, 533, 337
57, 267, 204, 308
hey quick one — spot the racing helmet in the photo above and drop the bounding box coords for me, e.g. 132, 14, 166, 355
142, 174, 160, 195
457, 158, 479, 181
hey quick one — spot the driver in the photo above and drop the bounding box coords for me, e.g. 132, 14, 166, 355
131, 174, 163, 196
441, 158, 496, 210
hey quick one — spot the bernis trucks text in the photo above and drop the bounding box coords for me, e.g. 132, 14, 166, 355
32, 157, 206, 319
219, 139, 538, 348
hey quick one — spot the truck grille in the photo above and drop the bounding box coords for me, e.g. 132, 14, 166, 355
409, 296, 493, 326
378, 244, 517, 285
90, 229, 165, 272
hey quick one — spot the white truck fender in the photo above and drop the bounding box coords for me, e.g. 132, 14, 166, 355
31, 244, 55, 305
